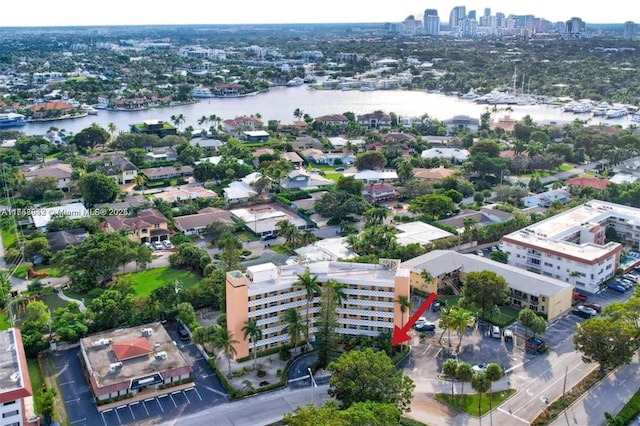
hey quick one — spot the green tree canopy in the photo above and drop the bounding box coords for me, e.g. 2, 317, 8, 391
354, 151, 387, 171
72, 125, 109, 151
79, 173, 120, 206
460, 270, 509, 320
327, 348, 415, 412
408, 193, 455, 220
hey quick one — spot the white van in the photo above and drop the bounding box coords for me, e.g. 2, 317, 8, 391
490, 326, 501, 339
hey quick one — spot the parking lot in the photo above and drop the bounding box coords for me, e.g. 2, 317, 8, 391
54, 323, 228, 426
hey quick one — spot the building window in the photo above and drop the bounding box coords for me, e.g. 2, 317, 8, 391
2, 410, 19, 418
2, 401, 16, 406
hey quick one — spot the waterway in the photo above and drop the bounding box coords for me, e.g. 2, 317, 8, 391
21, 85, 636, 135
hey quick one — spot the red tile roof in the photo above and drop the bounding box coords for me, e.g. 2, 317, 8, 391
565, 176, 609, 190
112, 337, 152, 361
29, 101, 73, 112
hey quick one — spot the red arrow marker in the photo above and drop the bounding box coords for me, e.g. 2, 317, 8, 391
392, 292, 437, 346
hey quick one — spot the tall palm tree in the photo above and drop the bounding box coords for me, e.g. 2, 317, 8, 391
363, 206, 388, 226
438, 306, 454, 346
133, 174, 147, 188
443, 359, 458, 399
295, 269, 321, 347
281, 308, 304, 352
213, 326, 239, 376
293, 108, 304, 122
450, 308, 472, 350
471, 372, 491, 424
396, 295, 412, 331
107, 122, 117, 143
242, 318, 262, 369
456, 362, 474, 397
276, 219, 297, 247
485, 363, 504, 416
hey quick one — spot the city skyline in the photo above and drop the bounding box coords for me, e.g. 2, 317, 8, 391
0, 0, 636, 28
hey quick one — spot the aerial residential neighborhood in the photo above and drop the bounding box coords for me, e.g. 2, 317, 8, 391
1, 5, 640, 426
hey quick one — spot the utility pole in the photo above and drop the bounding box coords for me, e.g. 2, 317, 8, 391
562, 365, 569, 400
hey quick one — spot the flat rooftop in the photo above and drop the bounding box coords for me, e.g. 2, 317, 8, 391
242, 260, 407, 296
503, 200, 630, 261
395, 221, 453, 246
0, 329, 31, 401
80, 322, 191, 393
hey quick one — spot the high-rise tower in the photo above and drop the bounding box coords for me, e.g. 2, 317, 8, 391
423, 9, 440, 35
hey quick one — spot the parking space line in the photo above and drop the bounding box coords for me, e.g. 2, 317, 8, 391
182, 390, 191, 404
101, 410, 109, 426
169, 393, 178, 408
60, 380, 75, 386
141, 400, 150, 416
114, 407, 122, 425
186, 387, 203, 401
128, 403, 136, 420
70, 418, 86, 424
156, 397, 164, 412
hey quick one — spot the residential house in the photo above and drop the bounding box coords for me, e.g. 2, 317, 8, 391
299, 148, 354, 166
491, 116, 518, 136
29, 101, 74, 119
413, 166, 456, 182
47, 228, 87, 253
189, 138, 224, 150
300, 148, 328, 164
327, 137, 365, 149
223, 181, 258, 204
438, 207, 514, 233
280, 169, 334, 190
366, 140, 410, 160
443, 115, 480, 134
144, 146, 177, 162
173, 207, 234, 236
142, 166, 193, 181
104, 209, 170, 244
314, 114, 349, 126
281, 151, 305, 169
347, 169, 398, 184
291, 136, 324, 150
152, 185, 218, 204
84, 153, 138, 184
24, 163, 73, 190
421, 147, 470, 163
223, 116, 263, 133
357, 112, 392, 129
395, 222, 453, 246
613, 156, 640, 180
382, 132, 417, 144
242, 130, 270, 142
130, 120, 177, 137
362, 182, 397, 203
565, 176, 610, 191
524, 188, 570, 208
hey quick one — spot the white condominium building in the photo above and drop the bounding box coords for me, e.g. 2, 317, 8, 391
226, 260, 409, 359
501, 200, 635, 293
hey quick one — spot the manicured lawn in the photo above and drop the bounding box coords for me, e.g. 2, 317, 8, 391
323, 173, 342, 182
269, 244, 295, 255
612, 388, 640, 424
0, 310, 9, 330
11, 264, 29, 279
435, 389, 517, 416
557, 163, 573, 172
236, 231, 260, 242
482, 306, 520, 327
27, 359, 44, 413
122, 266, 201, 297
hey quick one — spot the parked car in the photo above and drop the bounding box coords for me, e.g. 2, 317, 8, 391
503, 328, 514, 342
152, 241, 163, 250
335, 167, 345, 171
163, 240, 173, 249
573, 291, 588, 302
415, 317, 427, 327
608, 284, 626, 293
583, 303, 602, 313
572, 305, 597, 319
143, 242, 152, 249
475, 250, 484, 256
415, 322, 436, 332
431, 301, 442, 312
623, 274, 638, 283
177, 328, 190, 341
490, 326, 502, 339
261, 234, 277, 241
525, 337, 547, 353
472, 363, 488, 373
311, 168, 320, 173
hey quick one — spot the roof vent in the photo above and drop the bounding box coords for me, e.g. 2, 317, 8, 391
109, 362, 123, 373
92, 338, 110, 347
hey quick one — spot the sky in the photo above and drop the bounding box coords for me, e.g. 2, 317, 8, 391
0, 0, 635, 27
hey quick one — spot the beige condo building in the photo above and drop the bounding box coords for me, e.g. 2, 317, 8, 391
226, 259, 409, 359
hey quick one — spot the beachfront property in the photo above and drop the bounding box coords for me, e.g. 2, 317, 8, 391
500, 200, 639, 293
226, 259, 409, 359
0, 329, 36, 426
79, 322, 193, 406
402, 251, 573, 321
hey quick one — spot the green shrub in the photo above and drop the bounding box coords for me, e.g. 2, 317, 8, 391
256, 370, 267, 378
612, 388, 640, 424
279, 346, 291, 361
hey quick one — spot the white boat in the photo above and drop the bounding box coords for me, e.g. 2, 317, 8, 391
359, 86, 375, 92
286, 77, 304, 87
592, 102, 610, 116
563, 101, 581, 112
632, 114, 640, 123
605, 108, 629, 119
460, 90, 477, 100
573, 103, 593, 114
81, 104, 98, 115
192, 86, 215, 98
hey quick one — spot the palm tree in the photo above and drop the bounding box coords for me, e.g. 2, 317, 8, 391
276, 219, 297, 247
438, 306, 454, 346
107, 122, 117, 142
421, 269, 433, 286
281, 308, 304, 352
192, 326, 208, 347
242, 318, 262, 370
485, 363, 504, 416
443, 359, 458, 399
133, 174, 147, 188
396, 295, 412, 332
295, 269, 321, 347
363, 206, 388, 226
213, 326, 239, 376
471, 372, 491, 424
456, 362, 474, 397
293, 108, 304, 122
450, 308, 472, 351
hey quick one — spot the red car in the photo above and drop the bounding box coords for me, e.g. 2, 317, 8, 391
573, 291, 587, 302
583, 303, 602, 313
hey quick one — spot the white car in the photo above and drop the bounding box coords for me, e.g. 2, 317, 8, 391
472, 363, 488, 373
415, 317, 428, 326
152, 241, 163, 250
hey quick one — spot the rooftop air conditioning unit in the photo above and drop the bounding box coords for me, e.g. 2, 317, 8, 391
155, 351, 167, 361
92, 338, 110, 347
109, 362, 123, 373
141, 328, 153, 337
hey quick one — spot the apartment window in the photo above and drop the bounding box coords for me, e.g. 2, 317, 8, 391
2, 401, 16, 406
154, 223, 160, 228
2, 410, 19, 418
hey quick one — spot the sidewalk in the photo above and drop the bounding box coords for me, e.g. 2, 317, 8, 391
549, 355, 640, 426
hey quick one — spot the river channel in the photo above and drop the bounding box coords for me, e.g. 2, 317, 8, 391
22, 84, 635, 136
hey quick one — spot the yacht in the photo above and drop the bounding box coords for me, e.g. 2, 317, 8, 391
592, 102, 610, 116
460, 90, 478, 100
192, 86, 215, 98
606, 108, 629, 119
286, 77, 304, 87
81, 104, 98, 115
573, 103, 593, 114
359, 86, 375, 92
0, 113, 26, 128
563, 101, 581, 112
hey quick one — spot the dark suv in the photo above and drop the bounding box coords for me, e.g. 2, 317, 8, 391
177, 328, 190, 341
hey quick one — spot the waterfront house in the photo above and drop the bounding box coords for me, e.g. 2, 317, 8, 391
443, 115, 480, 134
29, 101, 74, 119
357, 112, 392, 129
104, 209, 169, 244
223, 115, 263, 133
145, 146, 177, 162
314, 114, 350, 126
242, 130, 270, 142
130, 120, 177, 137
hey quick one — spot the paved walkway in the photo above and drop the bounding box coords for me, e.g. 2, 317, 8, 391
550, 355, 640, 426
